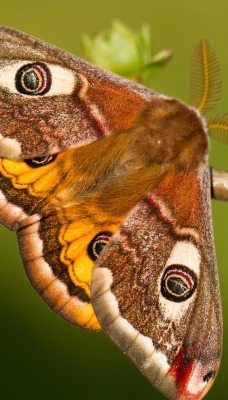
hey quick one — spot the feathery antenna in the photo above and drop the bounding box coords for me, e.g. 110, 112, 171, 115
190, 37, 222, 114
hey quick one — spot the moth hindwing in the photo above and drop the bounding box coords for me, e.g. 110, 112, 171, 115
0, 27, 223, 400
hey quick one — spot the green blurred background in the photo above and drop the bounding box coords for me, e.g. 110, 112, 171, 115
0, 0, 228, 399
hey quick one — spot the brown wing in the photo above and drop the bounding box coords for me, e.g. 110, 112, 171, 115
0, 25, 153, 159
92, 166, 222, 399
0, 126, 166, 330
0, 63, 221, 398
0, 146, 123, 330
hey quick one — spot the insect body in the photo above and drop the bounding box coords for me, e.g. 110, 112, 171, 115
0, 27, 225, 399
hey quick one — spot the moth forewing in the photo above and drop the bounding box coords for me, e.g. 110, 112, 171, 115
0, 25, 154, 160
91, 100, 222, 400
0, 25, 223, 400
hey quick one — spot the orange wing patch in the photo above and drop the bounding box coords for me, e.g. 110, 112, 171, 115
0, 152, 123, 330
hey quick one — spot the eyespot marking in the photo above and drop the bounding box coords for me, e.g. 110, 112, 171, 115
158, 241, 201, 320
161, 264, 197, 302
15, 63, 51, 95
88, 231, 112, 261
25, 155, 57, 168
0, 61, 76, 97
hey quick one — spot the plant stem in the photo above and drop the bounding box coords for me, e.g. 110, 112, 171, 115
210, 167, 228, 201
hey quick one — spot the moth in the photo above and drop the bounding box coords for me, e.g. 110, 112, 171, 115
0, 26, 226, 399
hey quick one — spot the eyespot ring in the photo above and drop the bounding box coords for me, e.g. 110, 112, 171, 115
161, 264, 197, 302
25, 155, 57, 168
87, 231, 112, 261
15, 62, 51, 95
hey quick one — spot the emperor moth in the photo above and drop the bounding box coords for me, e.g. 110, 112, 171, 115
0, 26, 226, 399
